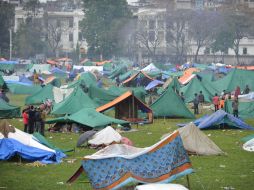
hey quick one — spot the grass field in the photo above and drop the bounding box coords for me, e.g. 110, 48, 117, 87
1, 94, 254, 190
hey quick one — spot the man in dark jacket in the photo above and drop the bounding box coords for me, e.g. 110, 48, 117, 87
193, 93, 199, 115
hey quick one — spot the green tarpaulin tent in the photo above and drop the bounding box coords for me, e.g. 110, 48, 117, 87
25, 84, 54, 105
46, 108, 128, 128
0, 99, 20, 118
225, 100, 254, 119
79, 72, 97, 87
7, 83, 42, 95
109, 65, 127, 79
212, 69, 254, 92
151, 88, 195, 118
52, 87, 96, 115
181, 77, 213, 103
88, 84, 118, 106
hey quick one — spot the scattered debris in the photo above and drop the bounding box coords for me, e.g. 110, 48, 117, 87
57, 182, 64, 185
221, 186, 235, 190
219, 165, 226, 168
147, 132, 152, 135
26, 161, 46, 167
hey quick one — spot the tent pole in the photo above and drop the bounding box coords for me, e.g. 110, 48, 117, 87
186, 175, 191, 190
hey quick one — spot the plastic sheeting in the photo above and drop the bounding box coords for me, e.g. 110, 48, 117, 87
88, 126, 122, 146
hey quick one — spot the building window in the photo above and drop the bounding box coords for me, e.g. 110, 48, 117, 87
243, 47, 247, 55
158, 31, 164, 42
149, 20, 155, 30
157, 20, 164, 29
57, 19, 61, 27
69, 18, 73, 28
148, 31, 155, 42
69, 33, 73, 42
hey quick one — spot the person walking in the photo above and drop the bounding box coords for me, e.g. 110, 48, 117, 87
232, 98, 239, 117
213, 93, 220, 112
193, 93, 199, 115
22, 108, 29, 133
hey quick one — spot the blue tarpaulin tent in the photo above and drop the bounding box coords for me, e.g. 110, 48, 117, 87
178, 110, 254, 130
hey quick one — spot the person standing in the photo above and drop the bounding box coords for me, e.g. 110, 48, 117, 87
232, 98, 239, 117
28, 106, 36, 134
198, 91, 205, 113
243, 85, 250, 94
22, 108, 29, 133
234, 86, 241, 98
193, 93, 199, 115
34, 107, 42, 133
213, 93, 220, 112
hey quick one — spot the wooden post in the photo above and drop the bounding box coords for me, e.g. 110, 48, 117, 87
186, 175, 191, 190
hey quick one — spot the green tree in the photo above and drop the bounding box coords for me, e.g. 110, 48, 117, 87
81, 0, 131, 60
0, 2, 14, 58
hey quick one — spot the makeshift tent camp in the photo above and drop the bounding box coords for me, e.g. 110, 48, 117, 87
7, 83, 42, 95
0, 123, 65, 164
29, 64, 51, 73
25, 84, 54, 105
178, 68, 199, 84
51, 87, 96, 115
212, 69, 254, 92
177, 122, 224, 155
96, 91, 153, 123
26, 84, 73, 105
88, 126, 122, 146
191, 110, 254, 130
78, 72, 97, 87
151, 88, 195, 119
67, 131, 193, 189
141, 63, 160, 73
145, 80, 164, 91
224, 99, 254, 119
122, 71, 154, 87
0, 99, 20, 118
88, 84, 118, 106
46, 108, 128, 128
180, 77, 213, 103
108, 64, 127, 79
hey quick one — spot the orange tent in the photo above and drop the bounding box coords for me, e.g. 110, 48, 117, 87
178, 68, 200, 84
96, 91, 153, 124
46, 60, 58, 65
95, 60, 111, 66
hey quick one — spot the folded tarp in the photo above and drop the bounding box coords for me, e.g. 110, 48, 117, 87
0, 128, 66, 164
67, 131, 193, 189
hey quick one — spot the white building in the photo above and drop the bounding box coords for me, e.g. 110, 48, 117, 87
14, 1, 86, 57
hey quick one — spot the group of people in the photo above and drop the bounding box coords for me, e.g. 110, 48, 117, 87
22, 105, 46, 136
192, 85, 251, 117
